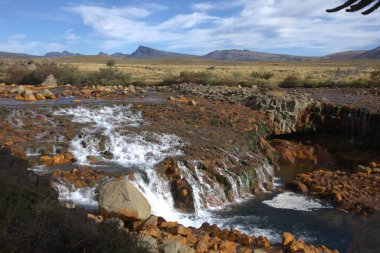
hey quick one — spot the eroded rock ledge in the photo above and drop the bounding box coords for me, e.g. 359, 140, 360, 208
288, 163, 380, 216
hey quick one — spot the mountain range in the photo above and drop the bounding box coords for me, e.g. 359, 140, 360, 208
1, 45, 379, 61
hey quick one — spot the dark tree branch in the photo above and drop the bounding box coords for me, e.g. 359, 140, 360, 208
326, 0, 357, 12
362, 1, 380, 14
326, 0, 380, 15
346, 0, 375, 12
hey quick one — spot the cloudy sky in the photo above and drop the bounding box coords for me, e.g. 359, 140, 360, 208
0, 0, 379, 56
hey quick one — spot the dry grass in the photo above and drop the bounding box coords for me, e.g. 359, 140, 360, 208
2, 56, 380, 87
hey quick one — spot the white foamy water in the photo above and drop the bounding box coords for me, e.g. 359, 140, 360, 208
54, 105, 185, 219
52, 104, 280, 235
263, 192, 331, 211
54, 183, 98, 208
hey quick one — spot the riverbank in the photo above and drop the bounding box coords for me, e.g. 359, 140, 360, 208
0, 85, 379, 252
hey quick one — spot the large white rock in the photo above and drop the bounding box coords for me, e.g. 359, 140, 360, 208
99, 179, 151, 221
40, 74, 57, 87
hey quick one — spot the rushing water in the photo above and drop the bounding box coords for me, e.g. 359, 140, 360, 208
37, 104, 361, 251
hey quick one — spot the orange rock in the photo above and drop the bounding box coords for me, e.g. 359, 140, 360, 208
36, 93, 46, 100
209, 224, 222, 237
87, 213, 103, 223
23, 93, 37, 101
40, 155, 53, 165
195, 237, 209, 253
369, 162, 377, 168
139, 215, 158, 230
218, 229, 229, 240
160, 221, 178, 229
296, 181, 309, 193
282, 232, 294, 247
237, 234, 254, 245
186, 234, 198, 245
218, 240, 236, 253
288, 239, 305, 252
15, 94, 24, 101
87, 155, 99, 163
140, 228, 160, 238
256, 236, 270, 248
238, 248, 253, 253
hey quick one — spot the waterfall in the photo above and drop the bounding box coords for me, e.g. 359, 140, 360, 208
52, 104, 277, 225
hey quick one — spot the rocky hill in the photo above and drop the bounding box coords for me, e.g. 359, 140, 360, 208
129, 45, 196, 59
355, 46, 380, 59
0, 51, 36, 58
111, 52, 129, 58
44, 51, 82, 58
202, 49, 317, 61
1, 45, 380, 61
322, 50, 367, 60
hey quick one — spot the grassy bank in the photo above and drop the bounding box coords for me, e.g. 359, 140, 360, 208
0, 56, 379, 88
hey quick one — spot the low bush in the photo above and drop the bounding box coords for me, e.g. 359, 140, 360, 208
160, 73, 180, 86
279, 74, 304, 88
370, 68, 380, 86
0, 181, 151, 253
34, 61, 61, 83
106, 59, 116, 67
179, 71, 219, 85
84, 67, 131, 86
6, 64, 28, 84
251, 71, 274, 80
280, 74, 374, 88
5, 62, 132, 86
56, 65, 85, 86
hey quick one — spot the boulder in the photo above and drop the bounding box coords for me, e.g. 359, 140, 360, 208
160, 240, 181, 253
36, 93, 46, 100
40, 74, 57, 87
41, 89, 56, 99
23, 94, 36, 102
9, 85, 25, 94
282, 232, 294, 247
99, 179, 151, 221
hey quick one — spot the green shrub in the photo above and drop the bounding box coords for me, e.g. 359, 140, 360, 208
179, 71, 220, 85
84, 67, 131, 86
56, 65, 85, 86
160, 73, 180, 85
34, 62, 61, 83
279, 74, 304, 88
251, 71, 274, 80
6, 64, 28, 84
370, 68, 380, 86
106, 59, 116, 67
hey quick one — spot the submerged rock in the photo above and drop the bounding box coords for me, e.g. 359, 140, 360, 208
99, 179, 151, 221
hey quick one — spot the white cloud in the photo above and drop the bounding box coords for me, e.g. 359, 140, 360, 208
63, 29, 81, 43
192, 2, 214, 11
0, 34, 66, 55
68, 1, 380, 55
159, 12, 219, 30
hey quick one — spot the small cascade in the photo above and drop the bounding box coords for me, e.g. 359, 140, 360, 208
246, 153, 276, 191
52, 104, 278, 225
53, 182, 98, 208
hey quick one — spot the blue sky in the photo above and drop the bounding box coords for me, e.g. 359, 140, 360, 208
0, 0, 379, 56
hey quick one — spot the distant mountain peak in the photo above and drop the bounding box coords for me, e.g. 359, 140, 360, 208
44, 51, 81, 58
97, 52, 108, 56
202, 49, 316, 61
130, 45, 196, 59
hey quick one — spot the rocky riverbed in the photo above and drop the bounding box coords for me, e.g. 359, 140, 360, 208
0, 83, 379, 252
